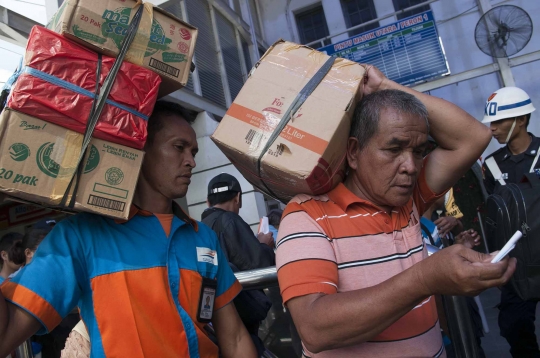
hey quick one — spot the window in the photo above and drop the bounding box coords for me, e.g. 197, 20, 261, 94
241, 38, 252, 73
341, 0, 379, 37
393, 0, 431, 20
248, 0, 262, 36
186, 0, 226, 106
233, 0, 242, 14
215, 12, 244, 102
295, 5, 331, 46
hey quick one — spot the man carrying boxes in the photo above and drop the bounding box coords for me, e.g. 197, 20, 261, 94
0, 101, 257, 357
0, 1, 257, 356
272, 67, 516, 357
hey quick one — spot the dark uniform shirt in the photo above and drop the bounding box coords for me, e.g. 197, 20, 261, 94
483, 133, 540, 194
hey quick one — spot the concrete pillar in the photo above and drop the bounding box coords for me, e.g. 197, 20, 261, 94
322, 0, 348, 43
186, 111, 268, 233
373, 0, 398, 26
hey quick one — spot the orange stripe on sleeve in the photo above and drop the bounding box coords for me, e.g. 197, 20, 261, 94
278, 260, 338, 304
1, 281, 62, 332
214, 280, 242, 311
414, 156, 447, 215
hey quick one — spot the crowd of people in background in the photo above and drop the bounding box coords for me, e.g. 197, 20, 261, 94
0, 66, 538, 358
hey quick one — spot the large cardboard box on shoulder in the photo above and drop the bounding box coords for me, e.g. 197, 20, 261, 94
0, 108, 143, 220
211, 40, 366, 203
47, 0, 197, 97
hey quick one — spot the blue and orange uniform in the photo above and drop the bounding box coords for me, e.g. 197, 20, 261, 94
0, 204, 242, 357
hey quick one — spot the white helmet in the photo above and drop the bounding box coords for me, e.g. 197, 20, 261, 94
482, 87, 536, 123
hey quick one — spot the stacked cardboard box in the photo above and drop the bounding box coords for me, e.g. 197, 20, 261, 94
211, 40, 366, 203
0, 1, 198, 218
0, 109, 143, 219
47, 0, 198, 97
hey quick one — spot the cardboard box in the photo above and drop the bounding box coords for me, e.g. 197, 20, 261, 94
211, 40, 366, 203
0, 108, 144, 220
47, 0, 197, 97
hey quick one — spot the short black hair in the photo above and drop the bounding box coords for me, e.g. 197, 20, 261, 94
525, 113, 531, 127
11, 229, 49, 265
146, 101, 198, 146
0, 232, 22, 268
208, 191, 240, 207
267, 209, 283, 227
350, 90, 428, 151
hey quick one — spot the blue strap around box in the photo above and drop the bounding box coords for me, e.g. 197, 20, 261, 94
22, 67, 149, 121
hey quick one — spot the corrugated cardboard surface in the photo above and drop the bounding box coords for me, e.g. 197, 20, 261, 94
47, 0, 197, 97
211, 40, 365, 203
0, 108, 143, 219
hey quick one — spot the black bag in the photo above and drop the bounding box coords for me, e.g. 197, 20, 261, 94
210, 212, 272, 326
485, 173, 540, 301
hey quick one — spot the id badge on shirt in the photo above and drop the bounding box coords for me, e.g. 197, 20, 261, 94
197, 277, 217, 323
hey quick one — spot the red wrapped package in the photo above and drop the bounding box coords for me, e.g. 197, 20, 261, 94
8, 26, 161, 149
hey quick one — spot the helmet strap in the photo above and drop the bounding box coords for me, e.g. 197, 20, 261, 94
505, 119, 517, 144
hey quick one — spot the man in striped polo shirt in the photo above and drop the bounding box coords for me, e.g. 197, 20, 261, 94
276, 67, 516, 358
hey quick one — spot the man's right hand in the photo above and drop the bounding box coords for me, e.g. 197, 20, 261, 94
415, 244, 516, 297
257, 232, 274, 248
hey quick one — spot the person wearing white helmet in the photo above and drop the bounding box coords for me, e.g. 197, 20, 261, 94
482, 86, 540, 357
482, 87, 538, 194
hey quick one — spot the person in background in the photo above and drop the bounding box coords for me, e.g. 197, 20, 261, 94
202, 173, 275, 356
202, 173, 275, 270
0, 233, 23, 284
482, 86, 540, 357
267, 209, 283, 243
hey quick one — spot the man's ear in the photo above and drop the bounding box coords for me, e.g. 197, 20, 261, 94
347, 137, 360, 170
0, 251, 7, 261
517, 115, 528, 128
235, 192, 241, 204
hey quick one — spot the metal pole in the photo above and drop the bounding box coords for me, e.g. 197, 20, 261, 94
427, 244, 481, 357
235, 266, 278, 290
477, 211, 489, 253
15, 339, 34, 358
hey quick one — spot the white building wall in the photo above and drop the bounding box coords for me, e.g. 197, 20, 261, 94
0, 38, 23, 86
257, 0, 540, 159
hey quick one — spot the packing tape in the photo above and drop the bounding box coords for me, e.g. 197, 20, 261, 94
125, 0, 154, 66
50, 132, 84, 204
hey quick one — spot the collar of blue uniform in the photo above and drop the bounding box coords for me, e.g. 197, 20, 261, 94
502, 133, 540, 161
115, 202, 198, 231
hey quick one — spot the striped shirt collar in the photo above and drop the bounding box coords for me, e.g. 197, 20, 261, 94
328, 183, 383, 212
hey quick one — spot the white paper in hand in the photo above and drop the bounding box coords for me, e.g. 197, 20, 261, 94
259, 216, 269, 234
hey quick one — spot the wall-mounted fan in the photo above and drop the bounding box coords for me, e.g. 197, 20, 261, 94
474, 5, 533, 58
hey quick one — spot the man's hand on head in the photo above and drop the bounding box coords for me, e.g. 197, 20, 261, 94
361, 65, 387, 96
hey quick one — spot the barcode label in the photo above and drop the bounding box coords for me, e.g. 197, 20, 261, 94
87, 195, 126, 212
245, 129, 264, 148
149, 58, 180, 78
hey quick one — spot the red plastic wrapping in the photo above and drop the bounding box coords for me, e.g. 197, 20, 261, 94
8, 26, 161, 149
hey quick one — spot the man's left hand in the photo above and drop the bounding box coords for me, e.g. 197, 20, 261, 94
434, 216, 460, 237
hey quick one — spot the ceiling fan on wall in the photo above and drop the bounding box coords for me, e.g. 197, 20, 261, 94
474, 5, 533, 58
